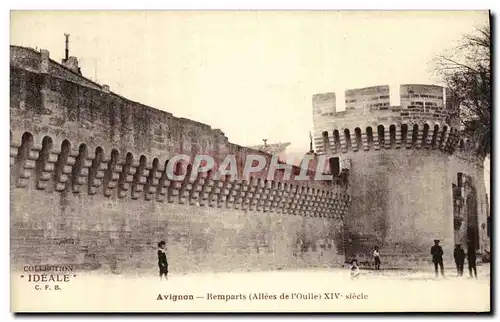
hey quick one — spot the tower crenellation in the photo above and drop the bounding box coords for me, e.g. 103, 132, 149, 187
313, 84, 465, 156
312, 84, 488, 266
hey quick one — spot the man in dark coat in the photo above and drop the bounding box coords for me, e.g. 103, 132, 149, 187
431, 239, 444, 277
467, 242, 477, 278
158, 240, 169, 281
453, 244, 465, 276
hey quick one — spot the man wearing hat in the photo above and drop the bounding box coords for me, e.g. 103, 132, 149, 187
430, 239, 444, 277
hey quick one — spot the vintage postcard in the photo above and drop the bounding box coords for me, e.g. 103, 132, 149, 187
9, 10, 491, 312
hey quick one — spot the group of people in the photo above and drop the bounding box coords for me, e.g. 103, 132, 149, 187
158, 239, 479, 281
349, 240, 479, 279
431, 239, 477, 278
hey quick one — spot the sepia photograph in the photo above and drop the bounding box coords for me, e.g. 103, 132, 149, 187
9, 10, 491, 313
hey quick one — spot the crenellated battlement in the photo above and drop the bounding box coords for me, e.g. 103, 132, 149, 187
9, 44, 352, 274
312, 84, 467, 156
10, 131, 350, 219
9, 43, 488, 271
10, 46, 339, 186
311, 83, 488, 265
315, 121, 462, 155
10, 45, 349, 222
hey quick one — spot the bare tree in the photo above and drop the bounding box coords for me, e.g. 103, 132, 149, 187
434, 24, 491, 160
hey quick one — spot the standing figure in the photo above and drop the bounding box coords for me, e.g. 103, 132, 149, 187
467, 242, 477, 279
373, 246, 381, 270
453, 244, 465, 276
430, 239, 444, 277
158, 240, 169, 281
350, 259, 360, 280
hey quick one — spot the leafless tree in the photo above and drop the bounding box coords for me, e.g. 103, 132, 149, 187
434, 24, 491, 160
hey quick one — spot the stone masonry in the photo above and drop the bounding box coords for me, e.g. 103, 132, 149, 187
312, 85, 489, 266
10, 46, 351, 275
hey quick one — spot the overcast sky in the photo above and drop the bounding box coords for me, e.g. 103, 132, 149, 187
11, 11, 488, 154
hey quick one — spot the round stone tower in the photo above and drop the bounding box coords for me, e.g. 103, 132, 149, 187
312, 84, 489, 267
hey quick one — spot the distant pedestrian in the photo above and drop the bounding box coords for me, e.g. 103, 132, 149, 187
431, 239, 444, 277
350, 259, 360, 280
453, 244, 465, 276
467, 242, 477, 279
158, 241, 168, 281
373, 246, 381, 270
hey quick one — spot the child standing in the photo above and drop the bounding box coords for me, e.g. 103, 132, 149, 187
158, 240, 168, 281
350, 259, 360, 280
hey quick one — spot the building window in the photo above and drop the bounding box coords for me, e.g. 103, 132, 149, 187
329, 157, 340, 176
